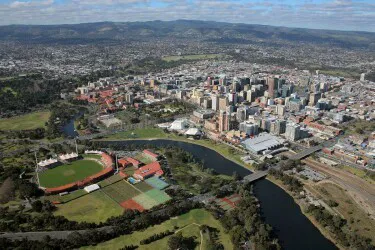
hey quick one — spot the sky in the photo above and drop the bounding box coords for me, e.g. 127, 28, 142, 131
0, 0, 374, 32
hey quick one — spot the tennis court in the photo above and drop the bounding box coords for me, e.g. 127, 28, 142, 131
145, 176, 169, 190
102, 181, 140, 203
120, 199, 145, 212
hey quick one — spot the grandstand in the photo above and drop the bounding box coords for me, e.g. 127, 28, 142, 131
58, 152, 78, 161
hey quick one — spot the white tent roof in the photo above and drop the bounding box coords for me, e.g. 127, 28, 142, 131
84, 184, 100, 193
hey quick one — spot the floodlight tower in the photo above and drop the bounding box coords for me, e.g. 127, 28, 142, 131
34, 151, 41, 188
75, 138, 78, 155
115, 154, 119, 174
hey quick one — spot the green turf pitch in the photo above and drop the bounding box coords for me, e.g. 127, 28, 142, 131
39, 159, 103, 188
133, 193, 159, 209
145, 189, 171, 204
133, 181, 153, 192
102, 180, 141, 203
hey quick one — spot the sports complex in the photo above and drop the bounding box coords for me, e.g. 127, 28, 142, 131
39, 149, 171, 221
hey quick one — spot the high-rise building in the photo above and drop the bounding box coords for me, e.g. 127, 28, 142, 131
267, 77, 279, 99
276, 104, 286, 117
219, 76, 227, 86
236, 106, 248, 122
246, 90, 255, 102
360, 73, 366, 82
228, 92, 238, 105
275, 120, 286, 135
219, 110, 230, 132
125, 93, 134, 104
285, 123, 301, 141
239, 121, 259, 136
206, 77, 212, 86
219, 96, 229, 111
211, 94, 219, 111
309, 92, 321, 106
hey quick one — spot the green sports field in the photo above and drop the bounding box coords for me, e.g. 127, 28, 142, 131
0, 111, 50, 130
101, 180, 141, 203
54, 191, 123, 223
39, 159, 103, 188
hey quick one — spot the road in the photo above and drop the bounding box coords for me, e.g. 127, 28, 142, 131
303, 157, 375, 219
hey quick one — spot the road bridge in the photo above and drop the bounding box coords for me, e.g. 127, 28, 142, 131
289, 145, 323, 160
243, 170, 268, 183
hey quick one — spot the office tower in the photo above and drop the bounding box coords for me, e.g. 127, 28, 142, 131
211, 94, 219, 111
219, 110, 230, 132
206, 77, 212, 86
276, 104, 286, 117
239, 121, 259, 136
309, 92, 321, 106
267, 77, 279, 98
275, 120, 286, 135
219, 96, 229, 111
360, 73, 365, 82
285, 123, 301, 141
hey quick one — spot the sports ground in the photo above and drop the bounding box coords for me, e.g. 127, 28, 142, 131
54, 176, 171, 222
39, 159, 103, 188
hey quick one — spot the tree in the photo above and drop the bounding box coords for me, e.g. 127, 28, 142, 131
0, 178, 16, 204
232, 171, 242, 181
168, 232, 197, 250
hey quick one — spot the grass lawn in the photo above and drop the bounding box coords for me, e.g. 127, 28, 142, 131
134, 153, 154, 164
39, 159, 103, 188
45, 189, 87, 203
83, 209, 233, 250
54, 191, 123, 223
0, 111, 50, 130
101, 180, 141, 203
163, 54, 223, 62
134, 181, 154, 192
307, 182, 375, 243
104, 128, 170, 140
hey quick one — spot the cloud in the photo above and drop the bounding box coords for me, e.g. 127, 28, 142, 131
9, 0, 54, 8
0, 0, 374, 32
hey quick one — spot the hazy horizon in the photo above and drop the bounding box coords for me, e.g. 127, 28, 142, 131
0, 0, 374, 32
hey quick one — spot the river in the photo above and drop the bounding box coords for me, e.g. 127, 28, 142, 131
101, 139, 337, 250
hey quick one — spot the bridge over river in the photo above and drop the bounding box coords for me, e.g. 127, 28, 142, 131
243, 170, 268, 183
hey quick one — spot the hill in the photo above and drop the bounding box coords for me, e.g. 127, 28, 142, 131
0, 20, 374, 49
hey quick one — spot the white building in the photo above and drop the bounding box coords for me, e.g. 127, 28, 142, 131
84, 184, 100, 193
169, 119, 188, 131
285, 123, 301, 141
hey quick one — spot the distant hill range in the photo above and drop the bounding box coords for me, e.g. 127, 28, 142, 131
0, 20, 374, 49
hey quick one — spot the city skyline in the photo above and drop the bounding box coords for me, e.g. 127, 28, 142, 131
0, 0, 374, 32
